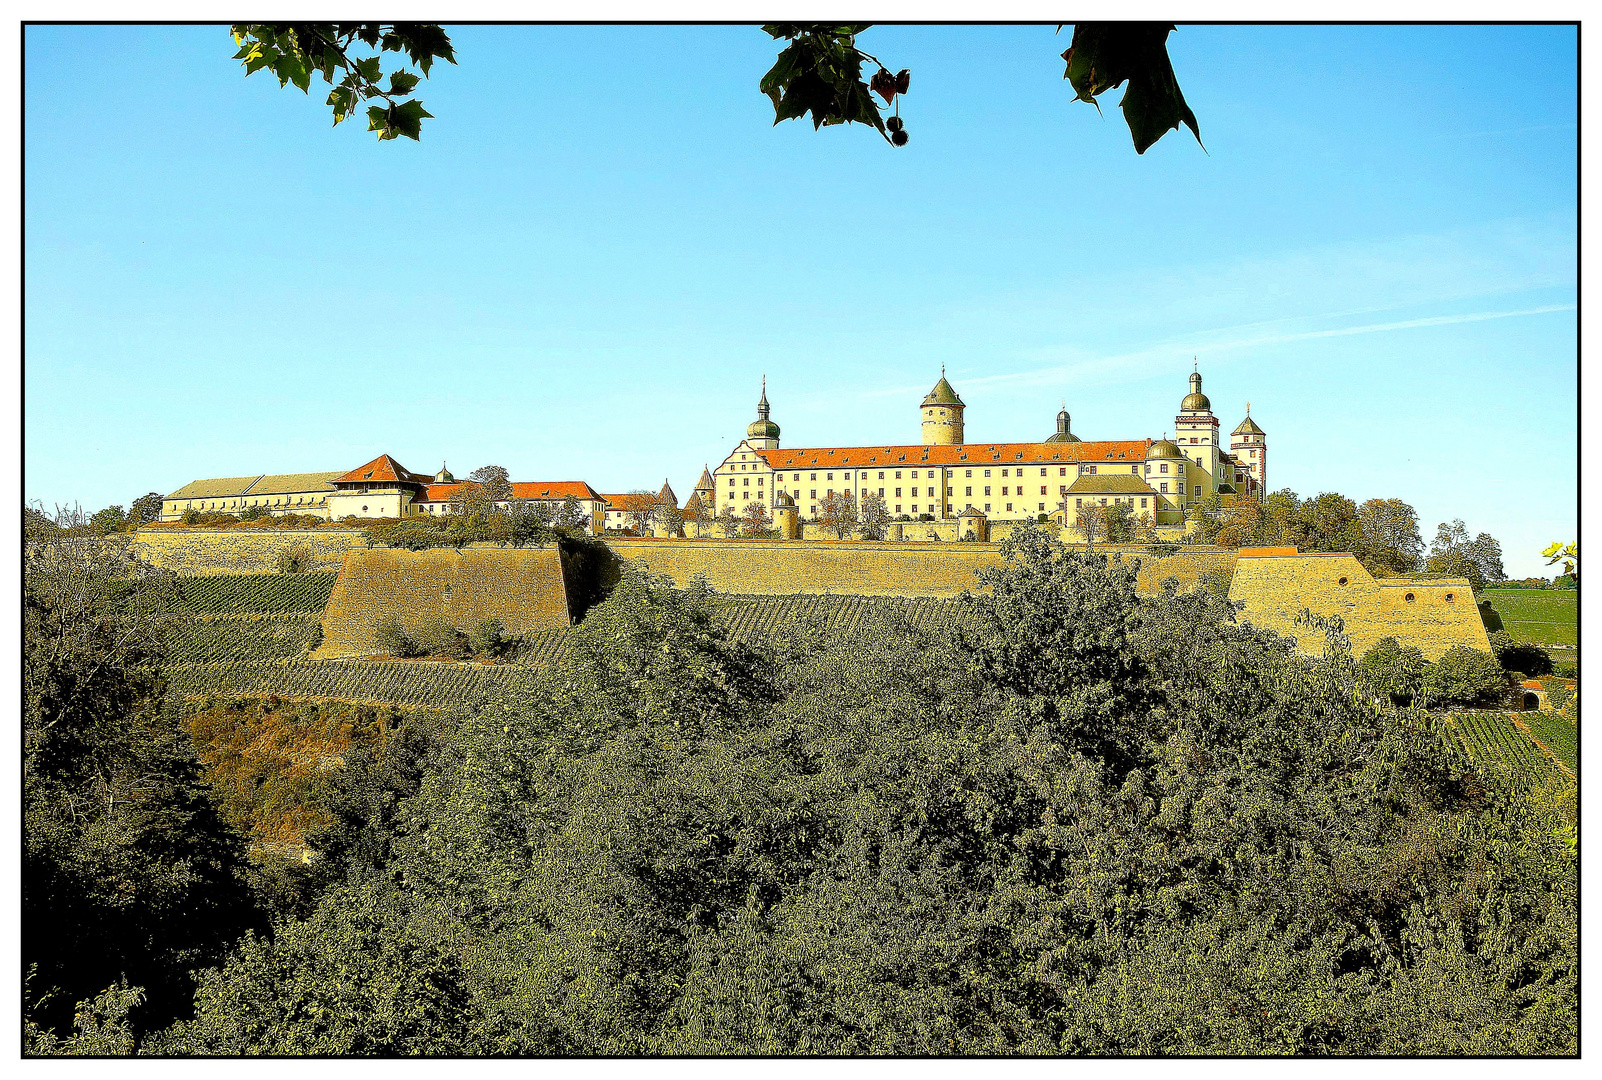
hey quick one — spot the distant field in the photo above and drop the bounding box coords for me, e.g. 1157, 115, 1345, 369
1446, 711, 1565, 786
1485, 589, 1577, 646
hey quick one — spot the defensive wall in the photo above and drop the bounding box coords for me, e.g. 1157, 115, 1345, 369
317, 548, 570, 659
131, 528, 366, 575
604, 538, 1237, 598
1227, 550, 1489, 660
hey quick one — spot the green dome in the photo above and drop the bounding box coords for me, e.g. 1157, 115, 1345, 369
922, 374, 964, 407
747, 418, 780, 440
1045, 405, 1080, 442
1180, 370, 1211, 413
1146, 439, 1183, 460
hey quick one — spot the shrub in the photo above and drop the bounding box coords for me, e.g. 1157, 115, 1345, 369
373, 616, 422, 658
275, 542, 314, 575
180, 507, 200, 525
1487, 629, 1554, 677
414, 618, 470, 660
1358, 636, 1427, 706
470, 618, 508, 659
1421, 646, 1508, 708
305, 622, 323, 653
1553, 660, 1577, 679
240, 505, 270, 522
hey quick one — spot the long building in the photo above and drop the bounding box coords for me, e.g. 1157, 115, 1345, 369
707, 369, 1267, 527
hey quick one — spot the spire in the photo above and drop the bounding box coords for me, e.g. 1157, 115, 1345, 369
757, 375, 770, 420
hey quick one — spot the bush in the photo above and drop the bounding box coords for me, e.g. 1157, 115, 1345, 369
1420, 646, 1507, 708
414, 618, 470, 660
1358, 636, 1427, 706
373, 616, 422, 659
180, 507, 200, 525
240, 505, 270, 522
470, 618, 508, 659
1487, 630, 1554, 677
1553, 660, 1577, 679
275, 542, 314, 575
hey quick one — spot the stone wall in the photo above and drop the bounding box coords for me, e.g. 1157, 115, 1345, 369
605, 538, 1238, 599
1227, 551, 1490, 660
132, 528, 366, 576
318, 548, 570, 659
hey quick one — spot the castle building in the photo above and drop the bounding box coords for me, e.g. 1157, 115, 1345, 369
163, 453, 609, 527
710, 369, 1265, 528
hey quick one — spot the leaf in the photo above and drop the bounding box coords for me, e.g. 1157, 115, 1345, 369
1061, 24, 1202, 154
387, 70, 420, 96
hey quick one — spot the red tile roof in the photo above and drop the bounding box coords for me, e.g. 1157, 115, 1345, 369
333, 454, 432, 486
417, 480, 602, 503
753, 439, 1153, 470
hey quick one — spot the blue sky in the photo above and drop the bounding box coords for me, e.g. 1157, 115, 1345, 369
24, 24, 1576, 576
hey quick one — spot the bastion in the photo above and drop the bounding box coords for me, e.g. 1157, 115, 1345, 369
317, 548, 570, 659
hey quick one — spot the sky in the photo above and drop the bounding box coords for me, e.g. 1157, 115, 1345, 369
23, 23, 1577, 577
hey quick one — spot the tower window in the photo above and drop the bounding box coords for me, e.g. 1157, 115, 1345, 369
1405, 593, 1416, 603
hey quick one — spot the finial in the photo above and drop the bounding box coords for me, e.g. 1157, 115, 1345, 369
1193, 356, 1198, 372
941, 363, 946, 377
762, 373, 766, 394
1246, 400, 1251, 415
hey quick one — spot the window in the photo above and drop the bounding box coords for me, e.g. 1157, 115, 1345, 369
947, 487, 953, 496
1006, 503, 1013, 512
878, 471, 885, 479
878, 488, 885, 496
1059, 485, 1067, 495
965, 469, 972, 477
984, 469, 991, 477
729, 479, 735, 486
1445, 593, 1455, 603
810, 489, 817, 498
1039, 468, 1047, 476
965, 486, 972, 496
1132, 466, 1139, 474
1337, 577, 1349, 586
1160, 463, 1169, 474
1060, 468, 1067, 476
895, 471, 902, 479
895, 505, 902, 513
1001, 486, 1008, 495
1002, 469, 1009, 477
1089, 466, 1098, 475
1040, 486, 1047, 495
1404, 592, 1416, 603
984, 503, 991, 511
1140, 498, 1147, 508
757, 478, 763, 486
743, 478, 749, 486
1160, 483, 1168, 493
827, 473, 833, 480
1038, 503, 1045, 511
984, 486, 991, 495
895, 487, 902, 497
810, 473, 817, 480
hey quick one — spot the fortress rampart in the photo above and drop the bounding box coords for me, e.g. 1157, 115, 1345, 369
132, 528, 365, 575
603, 538, 1238, 598
317, 548, 570, 659
1227, 550, 1489, 660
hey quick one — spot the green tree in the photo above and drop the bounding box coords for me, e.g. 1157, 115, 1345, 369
858, 491, 889, 540
130, 492, 165, 527
1426, 519, 1506, 591
1354, 497, 1423, 576
89, 504, 128, 535
24, 514, 263, 1040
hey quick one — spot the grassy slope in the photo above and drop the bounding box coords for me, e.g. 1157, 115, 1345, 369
1485, 588, 1578, 646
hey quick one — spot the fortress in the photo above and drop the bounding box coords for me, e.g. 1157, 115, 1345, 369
159, 367, 1268, 543
141, 366, 1488, 663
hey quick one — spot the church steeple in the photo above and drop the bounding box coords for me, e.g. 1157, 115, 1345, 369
746, 375, 780, 449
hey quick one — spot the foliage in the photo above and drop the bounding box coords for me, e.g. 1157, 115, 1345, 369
229, 23, 455, 141
741, 500, 772, 536
1356, 636, 1426, 706
1421, 646, 1509, 709
149, 511, 337, 530
91, 503, 129, 535
161, 523, 1575, 1054
130, 492, 165, 526
1060, 23, 1201, 154
1487, 630, 1554, 677
858, 491, 889, 540
1353, 497, 1424, 576
24, 513, 263, 1041
1103, 501, 1136, 542
818, 490, 858, 539
760, 25, 902, 143
275, 541, 314, 574
416, 617, 472, 660
1426, 520, 1506, 591
471, 617, 510, 658
25, 980, 146, 1056
374, 615, 423, 658
1540, 541, 1577, 584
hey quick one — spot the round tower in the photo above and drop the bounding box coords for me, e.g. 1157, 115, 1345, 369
1230, 404, 1267, 491
921, 367, 965, 445
773, 491, 800, 540
746, 376, 781, 450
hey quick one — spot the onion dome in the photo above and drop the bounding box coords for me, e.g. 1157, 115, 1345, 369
748, 377, 781, 441
1180, 370, 1211, 412
1146, 438, 1183, 460
434, 462, 455, 483
921, 371, 965, 407
1045, 403, 1081, 443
